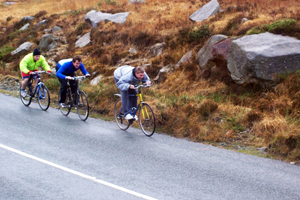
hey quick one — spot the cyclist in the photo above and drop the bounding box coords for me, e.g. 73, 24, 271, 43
114, 65, 151, 120
56, 56, 90, 107
19, 48, 51, 97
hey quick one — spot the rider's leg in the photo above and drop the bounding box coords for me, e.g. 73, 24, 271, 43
128, 89, 137, 109
58, 78, 68, 103
120, 90, 130, 116
21, 78, 29, 90
70, 80, 78, 104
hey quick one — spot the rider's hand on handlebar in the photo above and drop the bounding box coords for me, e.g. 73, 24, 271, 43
85, 74, 91, 77
129, 85, 135, 89
65, 76, 73, 80
145, 81, 151, 86
47, 70, 51, 74
28, 71, 34, 75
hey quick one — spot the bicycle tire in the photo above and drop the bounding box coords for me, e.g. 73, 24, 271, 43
77, 90, 89, 121
59, 90, 71, 116
114, 98, 130, 130
20, 84, 32, 106
139, 102, 156, 137
37, 84, 50, 111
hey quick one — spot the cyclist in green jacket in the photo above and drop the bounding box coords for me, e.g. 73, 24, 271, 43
19, 49, 51, 97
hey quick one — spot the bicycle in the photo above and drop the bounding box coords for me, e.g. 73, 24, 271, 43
114, 84, 156, 137
58, 76, 89, 121
20, 71, 51, 111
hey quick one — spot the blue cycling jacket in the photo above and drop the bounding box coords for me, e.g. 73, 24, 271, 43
56, 60, 89, 79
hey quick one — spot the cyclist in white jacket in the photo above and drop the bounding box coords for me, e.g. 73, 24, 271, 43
114, 65, 151, 120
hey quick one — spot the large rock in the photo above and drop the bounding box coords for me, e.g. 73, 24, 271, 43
75, 32, 91, 48
84, 10, 130, 28
197, 34, 227, 69
227, 32, 300, 84
39, 34, 61, 51
11, 42, 33, 55
190, 0, 221, 22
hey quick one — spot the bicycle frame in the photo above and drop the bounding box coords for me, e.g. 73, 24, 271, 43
27, 74, 47, 98
114, 84, 156, 136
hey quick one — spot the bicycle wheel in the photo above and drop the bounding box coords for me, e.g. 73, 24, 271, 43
59, 91, 71, 116
77, 90, 89, 121
139, 102, 156, 137
37, 84, 50, 111
114, 98, 130, 130
20, 84, 32, 106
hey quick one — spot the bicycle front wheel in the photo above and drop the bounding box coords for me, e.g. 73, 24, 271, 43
37, 84, 50, 111
59, 91, 71, 116
139, 102, 156, 137
114, 98, 130, 130
77, 91, 89, 121
20, 84, 32, 106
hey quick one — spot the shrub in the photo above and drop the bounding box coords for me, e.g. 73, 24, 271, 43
0, 45, 15, 61
188, 25, 211, 44
268, 19, 297, 34
196, 99, 218, 117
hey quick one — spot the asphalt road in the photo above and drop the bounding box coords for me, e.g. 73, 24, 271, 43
0, 93, 299, 200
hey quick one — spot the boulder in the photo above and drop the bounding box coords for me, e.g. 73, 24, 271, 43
149, 42, 165, 57
11, 42, 33, 55
190, 0, 221, 22
227, 32, 300, 84
197, 34, 228, 69
38, 34, 61, 51
19, 23, 30, 31
128, 0, 146, 4
75, 32, 91, 48
175, 51, 193, 68
84, 10, 130, 28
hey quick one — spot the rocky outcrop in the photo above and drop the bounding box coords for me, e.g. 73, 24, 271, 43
190, 0, 221, 22
39, 34, 63, 51
198, 32, 300, 85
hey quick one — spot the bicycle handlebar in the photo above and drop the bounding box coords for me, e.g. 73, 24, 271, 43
69, 76, 88, 81
30, 71, 51, 75
135, 84, 152, 89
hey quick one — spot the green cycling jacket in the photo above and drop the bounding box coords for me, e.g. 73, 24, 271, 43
19, 53, 51, 74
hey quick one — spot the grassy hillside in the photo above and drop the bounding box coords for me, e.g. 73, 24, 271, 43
1, 0, 300, 163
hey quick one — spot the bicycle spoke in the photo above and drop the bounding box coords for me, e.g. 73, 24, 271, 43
77, 91, 89, 121
114, 98, 130, 130
139, 103, 156, 136
37, 84, 50, 111
59, 91, 71, 116
20, 84, 32, 106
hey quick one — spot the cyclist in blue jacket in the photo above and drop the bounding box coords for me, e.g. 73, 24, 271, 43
114, 65, 151, 120
56, 56, 90, 107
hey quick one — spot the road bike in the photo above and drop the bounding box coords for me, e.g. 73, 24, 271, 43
114, 84, 156, 137
20, 71, 51, 111
58, 76, 89, 121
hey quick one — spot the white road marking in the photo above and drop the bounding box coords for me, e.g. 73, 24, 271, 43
0, 144, 158, 200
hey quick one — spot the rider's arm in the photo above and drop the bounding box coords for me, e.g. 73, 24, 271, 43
79, 63, 90, 76
19, 54, 31, 74
56, 65, 67, 79
142, 72, 151, 85
39, 55, 51, 72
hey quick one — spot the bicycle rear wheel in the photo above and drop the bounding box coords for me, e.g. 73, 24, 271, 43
114, 98, 130, 130
77, 90, 89, 121
59, 91, 71, 116
139, 102, 156, 137
37, 84, 50, 111
20, 84, 32, 106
